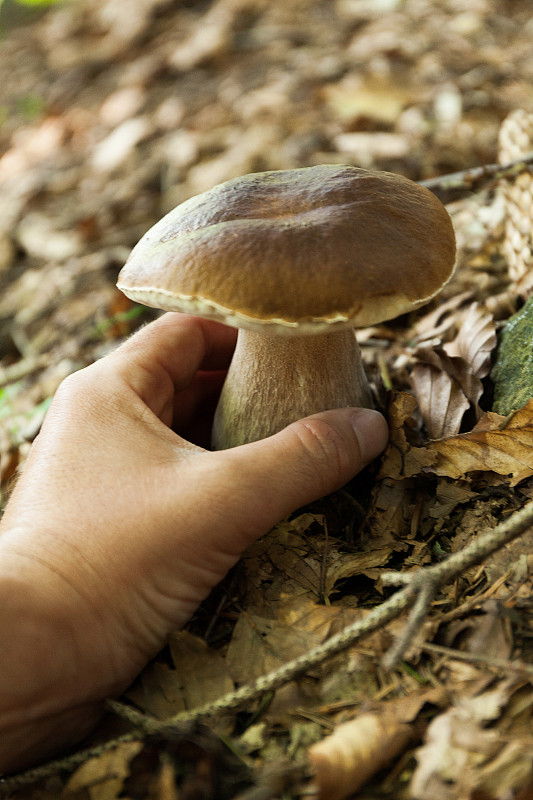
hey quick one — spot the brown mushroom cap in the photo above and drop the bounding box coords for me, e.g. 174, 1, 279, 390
117, 165, 456, 333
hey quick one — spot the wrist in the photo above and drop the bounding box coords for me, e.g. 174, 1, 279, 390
0, 543, 108, 772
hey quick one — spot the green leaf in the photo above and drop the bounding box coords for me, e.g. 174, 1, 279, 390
10, 0, 66, 6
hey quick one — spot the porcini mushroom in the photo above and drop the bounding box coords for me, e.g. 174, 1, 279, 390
117, 165, 456, 449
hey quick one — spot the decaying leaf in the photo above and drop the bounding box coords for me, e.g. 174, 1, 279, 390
242, 514, 395, 606
363, 477, 415, 548
427, 400, 533, 485
439, 602, 514, 696
429, 480, 476, 518
121, 725, 251, 800
410, 680, 533, 800
410, 303, 496, 438
411, 291, 473, 345
63, 740, 142, 799
411, 347, 472, 438
378, 392, 437, 481
381, 394, 533, 486
307, 708, 412, 800
225, 595, 362, 685
127, 631, 234, 721
443, 302, 497, 381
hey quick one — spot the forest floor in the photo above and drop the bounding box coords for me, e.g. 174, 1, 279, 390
2, 1, 533, 798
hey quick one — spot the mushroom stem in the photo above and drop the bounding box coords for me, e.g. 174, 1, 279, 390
211, 328, 373, 449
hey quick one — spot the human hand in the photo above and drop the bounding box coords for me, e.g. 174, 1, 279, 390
0, 312, 388, 772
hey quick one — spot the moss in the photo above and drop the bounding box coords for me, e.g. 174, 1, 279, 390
491, 294, 533, 414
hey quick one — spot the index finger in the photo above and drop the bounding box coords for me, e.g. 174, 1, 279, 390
103, 312, 237, 414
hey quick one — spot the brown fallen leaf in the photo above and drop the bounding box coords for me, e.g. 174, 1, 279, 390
381, 394, 533, 486
411, 291, 474, 345
429, 479, 476, 518
225, 596, 362, 685
411, 347, 472, 438
410, 679, 533, 800
443, 302, 497, 382
63, 740, 142, 799
322, 73, 414, 127
168, 0, 266, 71
440, 602, 514, 696
242, 514, 394, 606
427, 400, 533, 485
307, 708, 412, 800
127, 630, 234, 722
410, 303, 496, 438
377, 392, 437, 481
364, 477, 415, 549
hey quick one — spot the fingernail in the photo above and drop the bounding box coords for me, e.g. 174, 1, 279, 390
349, 408, 389, 464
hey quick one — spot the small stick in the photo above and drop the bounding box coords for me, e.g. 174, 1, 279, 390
381, 579, 435, 669
143, 500, 533, 724
419, 152, 533, 204
102, 500, 533, 733
420, 641, 533, 677
3, 500, 533, 792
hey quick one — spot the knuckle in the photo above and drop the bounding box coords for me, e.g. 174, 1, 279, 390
50, 365, 107, 417
52, 369, 87, 402
290, 416, 358, 489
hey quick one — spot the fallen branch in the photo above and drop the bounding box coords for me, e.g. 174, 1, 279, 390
419, 152, 533, 204
420, 641, 533, 677
3, 499, 533, 792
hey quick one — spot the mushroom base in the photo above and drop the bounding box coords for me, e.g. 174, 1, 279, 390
211, 329, 373, 449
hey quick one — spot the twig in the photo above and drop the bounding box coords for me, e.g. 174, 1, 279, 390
419, 152, 533, 204
381, 577, 435, 669
380, 502, 533, 668
2, 500, 533, 792
109, 500, 533, 730
437, 568, 514, 623
420, 641, 533, 677
105, 698, 162, 730
0, 732, 139, 793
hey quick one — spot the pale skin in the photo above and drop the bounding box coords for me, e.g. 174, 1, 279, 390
0, 312, 388, 774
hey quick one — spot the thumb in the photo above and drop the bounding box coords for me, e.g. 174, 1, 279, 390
213, 407, 388, 545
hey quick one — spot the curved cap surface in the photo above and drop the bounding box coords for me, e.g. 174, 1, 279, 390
117, 165, 456, 334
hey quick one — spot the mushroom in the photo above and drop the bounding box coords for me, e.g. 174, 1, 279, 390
117, 165, 456, 449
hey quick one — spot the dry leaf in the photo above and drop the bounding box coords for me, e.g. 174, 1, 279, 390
377, 392, 437, 481
444, 603, 513, 664
225, 609, 322, 684
225, 596, 362, 685
427, 400, 533, 485
411, 348, 472, 438
428, 480, 476, 518
63, 740, 142, 799
443, 302, 497, 381
440, 603, 514, 695
242, 519, 332, 607
381, 395, 533, 486
411, 292, 473, 345
411, 303, 496, 438
168, 631, 235, 712
324, 548, 394, 592
322, 73, 413, 126
242, 515, 394, 605
168, 0, 261, 70
364, 477, 415, 548
410, 680, 533, 800
308, 709, 412, 800
127, 631, 234, 721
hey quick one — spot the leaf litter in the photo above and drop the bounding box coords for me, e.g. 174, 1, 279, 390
2, 0, 533, 798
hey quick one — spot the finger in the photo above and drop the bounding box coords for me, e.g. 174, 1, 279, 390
98, 313, 237, 417
205, 407, 389, 555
